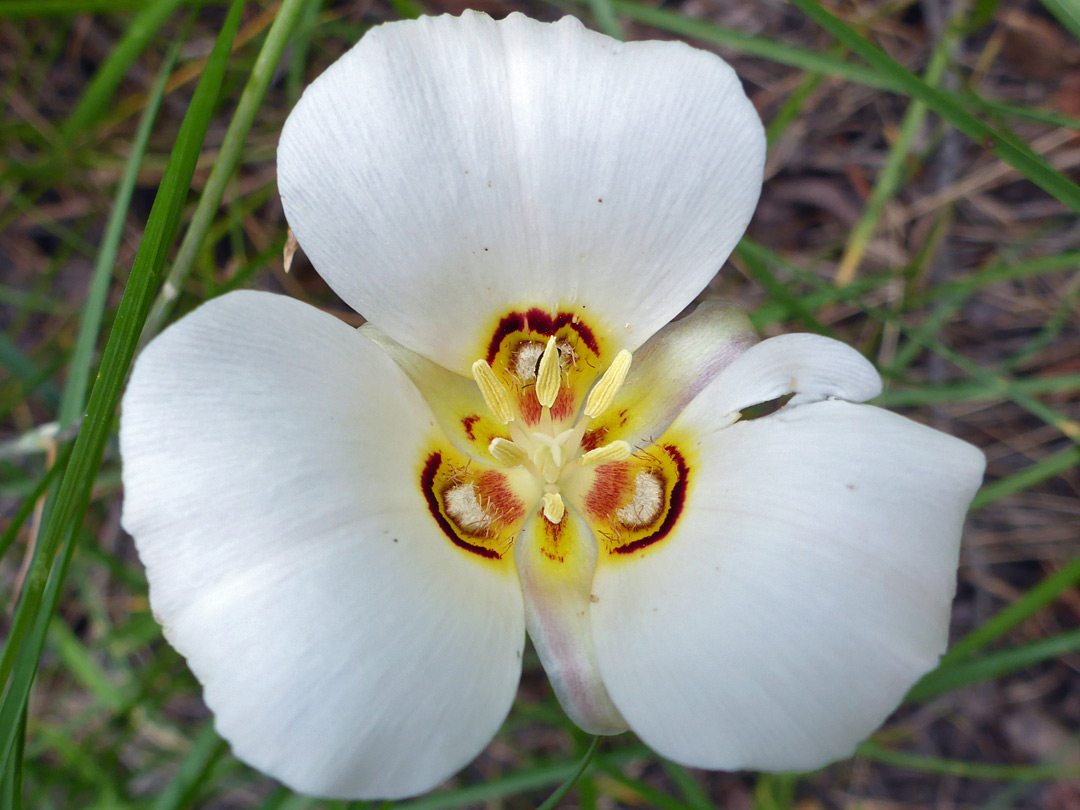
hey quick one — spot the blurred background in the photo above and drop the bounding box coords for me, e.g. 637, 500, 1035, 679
0, 0, 1078, 808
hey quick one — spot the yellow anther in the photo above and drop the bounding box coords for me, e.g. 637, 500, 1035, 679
471, 360, 515, 424
541, 491, 565, 524
489, 437, 528, 466
535, 336, 562, 408
583, 350, 632, 418
581, 440, 632, 466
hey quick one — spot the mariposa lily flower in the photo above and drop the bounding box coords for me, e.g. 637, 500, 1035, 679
120, 10, 985, 801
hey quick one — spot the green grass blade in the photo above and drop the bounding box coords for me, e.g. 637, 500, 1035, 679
880, 373, 1080, 408
0, 495, 88, 789
0, 38, 178, 785
0, 0, 185, 13
0, 708, 23, 810
734, 244, 833, 336
46, 618, 130, 713
586, 0, 624, 39
255, 789, 319, 810
915, 252, 1080, 306
753, 774, 797, 810
286, 0, 324, 103
536, 737, 602, 810
60, 0, 186, 140
660, 759, 715, 810
385, 0, 423, 18
857, 741, 1078, 781
834, 18, 953, 285
143, 0, 309, 340
971, 446, 1080, 510
594, 762, 699, 810
738, 238, 1080, 444
0, 446, 69, 563
944, 552, 1080, 664
585, 0, 1080, 137
766, 70, 826, 147
908, 630, 1080, 701
0, 333, 61, 410
1038, 0, 1080, 41
969, 92, 1080, 131
967, 0, 1005, 30
1005, 272, 1080, 370
0, 0, 246, 778
612, 0, 897, 89
394, 746, 649, 810
60, 39, 180, 428
148, 724, 229, 810
785, 0, 1080, 213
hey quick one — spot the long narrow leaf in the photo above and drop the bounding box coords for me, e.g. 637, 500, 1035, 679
143, 0, 309, 340
61, 36, 181, 426
61, 0, 186, 139
909, 630, 1080, 701
536, 737, 602, 810
944, 552, 1080, 664
147, 725, 229, 810
785, 0, 1080, 213
858, 741, 1078, 781
0, 0, 246, 777
1038, 0, 1080, 41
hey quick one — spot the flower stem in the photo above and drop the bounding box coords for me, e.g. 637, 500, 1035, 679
535, 736, 602, 810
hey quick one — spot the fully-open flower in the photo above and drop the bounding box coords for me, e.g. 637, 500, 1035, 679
121, 11, 985, 801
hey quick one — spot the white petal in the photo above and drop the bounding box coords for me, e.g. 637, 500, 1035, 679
278, 12, 765, 374
698, 332, 883, 418
514, 508, 626, 735
121, 291, 524, 799
591, 400, 984, 771
592, 301, 757, 444
361, 323, 510, 462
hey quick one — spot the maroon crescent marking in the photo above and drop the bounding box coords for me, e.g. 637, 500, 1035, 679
485, 312, 527, 364
421, 453, 500, 559
485, 309, 600, 363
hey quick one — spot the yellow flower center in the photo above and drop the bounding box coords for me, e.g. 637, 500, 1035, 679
471, 336, 635, 524
417, 308, 690, 564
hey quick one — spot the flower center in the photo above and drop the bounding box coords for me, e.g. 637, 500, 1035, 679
416, 308, 691, 562
471, 336, 635, 525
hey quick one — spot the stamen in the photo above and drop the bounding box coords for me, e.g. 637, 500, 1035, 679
535, 336, 561, 408
471, 360, 515, 424
581, 440, 632, 466
583, 350, 632, 418
489, 437, 528, 466
541, 491, 565, 524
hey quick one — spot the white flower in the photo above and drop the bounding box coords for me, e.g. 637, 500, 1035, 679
120, 11, 986, 801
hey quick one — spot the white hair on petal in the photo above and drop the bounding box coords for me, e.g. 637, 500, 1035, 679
443, 483, 493, 534
616, 471, 664, 528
